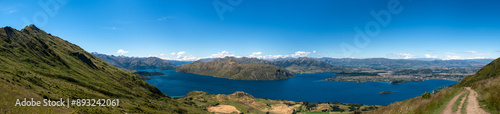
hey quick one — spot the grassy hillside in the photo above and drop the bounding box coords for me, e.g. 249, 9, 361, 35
176, 61, 293, 80
177, 91, 380, 114
369, 57, 500, 113
0, 25, 206, 113
367, 87, 462, 114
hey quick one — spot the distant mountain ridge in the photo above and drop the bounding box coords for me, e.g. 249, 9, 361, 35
92, 53, 176, 70
315, 58, 489, 69
199, 57, 490, 70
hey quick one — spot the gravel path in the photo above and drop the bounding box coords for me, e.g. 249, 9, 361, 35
442, 87, 490, 114
442, 90, 465, 114
464, 87, 489, 114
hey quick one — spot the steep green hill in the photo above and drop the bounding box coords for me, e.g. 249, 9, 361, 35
175, 60, 294, 80
92, 53, 176, 70
0, 25, 205, 113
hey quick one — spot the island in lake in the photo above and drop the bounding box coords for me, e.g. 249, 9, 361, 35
175, 60, 294, 80
379, 91, 396, 94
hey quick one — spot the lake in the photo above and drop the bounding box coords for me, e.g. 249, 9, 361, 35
143, 69, 458, 105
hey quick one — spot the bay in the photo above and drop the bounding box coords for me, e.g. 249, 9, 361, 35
144, 69, 457, 105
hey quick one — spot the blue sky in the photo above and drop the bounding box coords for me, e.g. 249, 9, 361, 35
1, 0, 499, 61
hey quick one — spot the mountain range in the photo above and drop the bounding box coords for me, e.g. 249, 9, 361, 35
92, 53, 176, 71
315, 58, 491, 69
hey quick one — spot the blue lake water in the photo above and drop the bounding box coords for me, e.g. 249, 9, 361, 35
143, 69, 458, 105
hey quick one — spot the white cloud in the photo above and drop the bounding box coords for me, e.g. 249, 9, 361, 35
117, 49, 129, 54
443, 55, 462, 60
162, 51, 236, 61
161, 55, 199, 61
162, 51, 198, 61
175, 51, 187, 58
464, 51, 490, 55
177, 51, 186, 55
160, 54, 165, 56
0, 6, 18, 14
248, 52, 263, 58
441, 55, 490, 60
102, 27, 119, 30
291, 51, 311, 57
252, 52, 262, 55
313, 51, 316, 53
158, 16, 175, 21
425, 54, 438, 58
472, 57, 489, 59
8, 10, 17, 14
207, 51, 235, 58
246, 51, 313, 60
391, 53, 415, 59
161, 51, 316, 61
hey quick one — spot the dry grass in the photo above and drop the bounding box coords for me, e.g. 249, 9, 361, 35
367, 87, 461, 114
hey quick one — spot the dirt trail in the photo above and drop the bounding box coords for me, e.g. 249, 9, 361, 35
465, 87, 490, 114
442, 91, 465, 114
442, 87, 489, 114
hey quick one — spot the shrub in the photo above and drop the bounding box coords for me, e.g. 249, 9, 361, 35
422, 92, 431, 99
